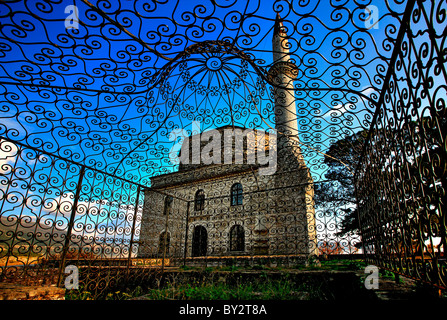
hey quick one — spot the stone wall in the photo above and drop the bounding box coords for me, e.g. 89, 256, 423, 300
138, 163, 317, 258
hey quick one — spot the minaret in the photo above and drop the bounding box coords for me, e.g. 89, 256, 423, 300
269, 14, 318, 256
270, 13, 305, 170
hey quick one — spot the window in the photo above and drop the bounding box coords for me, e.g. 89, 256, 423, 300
230, 183, 243, 206
194, 189, 205, 211
230, 225, 245, 252
158, 231, 170, 255
163, 195, 173, 215
192, 225, 207, 257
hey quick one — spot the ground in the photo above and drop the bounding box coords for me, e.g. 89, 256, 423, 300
60, 259, 446, 300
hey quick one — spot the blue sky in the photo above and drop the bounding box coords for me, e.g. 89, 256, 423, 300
0, 0, 396, 183
1, 0, 443, 186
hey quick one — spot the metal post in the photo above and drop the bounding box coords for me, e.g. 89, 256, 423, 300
57, 165, 86, 287
161, 197, 170, 272
353, 181, 367, 261
183, 201, 191, 267
126, 185, 141, 276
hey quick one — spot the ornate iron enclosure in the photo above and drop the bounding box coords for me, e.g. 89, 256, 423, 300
355, 0, 446, 290
0, 0, 445, 296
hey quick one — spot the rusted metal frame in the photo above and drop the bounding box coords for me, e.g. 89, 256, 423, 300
45, 159, 76, 277
354, 0, 417, 180
57, 165, 86, 287
379, 263, 446, 290
413, 1, 447, 283
392, 27, 436, 280
382, 4, 443, 264
79, 0, 173, 62
353, 179, 367, 260
161, 193, 170, 272
126, 184, 141, 278
382, 5, 447, 285
183, 201, 191, 266
24, 150, 57, 276
78, 167, 99, 262
0, 80, 380, 109
110, 177, 129, 260
374, 76, 416, 275
0, 135, 146, 190
353, 0, 417, 270
416, 0, 447, 85
2, 144, 39, 272
90, 173, 111, 261
93, 172, 119, 264
0, 142, 21, 273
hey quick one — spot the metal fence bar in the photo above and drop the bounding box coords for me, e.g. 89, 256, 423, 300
127, 185, 141, 273
183, 201, 191, 267
0, 136, 146, 190
355, 0, 447, 290
56, 165, 86, 287
354, 0, 417, 178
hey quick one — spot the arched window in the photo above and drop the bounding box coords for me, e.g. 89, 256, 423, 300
194, 189, 205, 211
163, 196, 173, 215
192, 225, 207, 257
158, 231, 170, 255
230, 183, 243, 206
230, 225, 245, 252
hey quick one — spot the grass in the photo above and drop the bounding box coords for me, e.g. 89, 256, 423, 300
292, 259, 367, 271
66, 276, 311, 300
64, 270, 321, 300
64, 259, 372, 300
150, 259, 369, 300
138, 277, 309, 300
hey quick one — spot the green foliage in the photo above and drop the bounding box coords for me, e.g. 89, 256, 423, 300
199, 266, 214, 274
379, 268, 403, 283
140, 278, 305, 300
218, 265, 240, 272
65, 261, 370, 300
65, 285, 145, 300
293, 259, 366, 271
65, 289, 93, 300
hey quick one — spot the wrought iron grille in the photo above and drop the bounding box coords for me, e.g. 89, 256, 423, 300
0, 0, 445, 296
355, 0, 446, 290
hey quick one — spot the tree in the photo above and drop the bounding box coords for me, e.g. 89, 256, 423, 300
317, 111, 446, 250
315, 129, 368, 237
